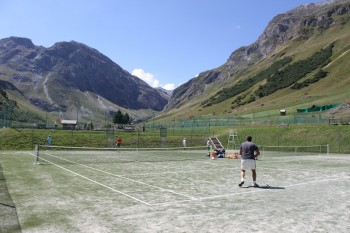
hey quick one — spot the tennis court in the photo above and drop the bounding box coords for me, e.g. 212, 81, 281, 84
1, 146, 349, 233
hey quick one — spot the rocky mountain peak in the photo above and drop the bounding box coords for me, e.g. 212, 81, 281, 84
0, 36, 35, 49
226, 0, 350, 73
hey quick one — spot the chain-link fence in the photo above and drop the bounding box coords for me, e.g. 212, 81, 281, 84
0, 106, 13, 128
1, 106, 349, 153
143, 122, 350, 154
145, 111, 333, 132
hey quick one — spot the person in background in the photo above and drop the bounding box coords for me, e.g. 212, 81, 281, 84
182, 138, 186, 149
239, 136, 260, 188
47, 135, 52, 150
206, 138, 211, 157
116, 136, 122, 151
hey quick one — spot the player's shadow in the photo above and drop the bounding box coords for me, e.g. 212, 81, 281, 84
241, 185, 285, 189
258, 185, 285, 189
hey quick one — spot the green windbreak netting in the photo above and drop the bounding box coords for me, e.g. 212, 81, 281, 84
297, 104, 338, 113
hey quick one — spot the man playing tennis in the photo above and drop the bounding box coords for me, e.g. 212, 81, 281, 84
239, 136, 260, 188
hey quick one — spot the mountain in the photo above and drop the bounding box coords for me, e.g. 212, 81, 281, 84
156, 87, 173, 98
0, 37, 168, 124
2, 0, 350, 126
164, 0, 350, 119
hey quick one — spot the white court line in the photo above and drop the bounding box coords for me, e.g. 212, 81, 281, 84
124, 160, 239, 176
128, 166, 235, 176
283, 177, 350, 188
152, 176, 349, 206
28, 152, 151, 205
110, 151, 213, 166
42, 152, 196, 200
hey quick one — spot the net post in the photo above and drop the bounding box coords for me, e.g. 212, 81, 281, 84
34, 144, 40, 165
327, 144, 329, 155
262, 145, 265, 157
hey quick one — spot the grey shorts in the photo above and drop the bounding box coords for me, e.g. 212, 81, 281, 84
241, 159, 256, 170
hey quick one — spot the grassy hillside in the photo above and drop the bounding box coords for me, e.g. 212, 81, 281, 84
157, 17, 350, 123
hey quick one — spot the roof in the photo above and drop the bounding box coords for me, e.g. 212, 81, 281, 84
61, 120, 77, 124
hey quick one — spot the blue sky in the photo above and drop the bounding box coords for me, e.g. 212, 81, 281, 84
0, 0, 324, 90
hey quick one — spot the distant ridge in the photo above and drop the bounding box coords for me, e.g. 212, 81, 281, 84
164, 0, 350, 120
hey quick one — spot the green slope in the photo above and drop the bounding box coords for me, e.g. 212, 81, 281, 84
157, 9, 350, 123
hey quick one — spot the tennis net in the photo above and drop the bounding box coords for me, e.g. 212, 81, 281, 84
260, 144, 329, 157
34, 144, 211, 165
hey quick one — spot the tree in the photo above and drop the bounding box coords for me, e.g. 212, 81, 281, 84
122, 113, 130, 124
113, 110, 123, 124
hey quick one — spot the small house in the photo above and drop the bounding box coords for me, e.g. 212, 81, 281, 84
61, 119, 77, 129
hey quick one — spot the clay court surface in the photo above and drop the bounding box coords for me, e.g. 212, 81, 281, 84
1, 149, 349, 233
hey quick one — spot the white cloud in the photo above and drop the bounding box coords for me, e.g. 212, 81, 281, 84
162, 83, 176, 90
132, 68, 177, 90
132, 68, 159, 88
